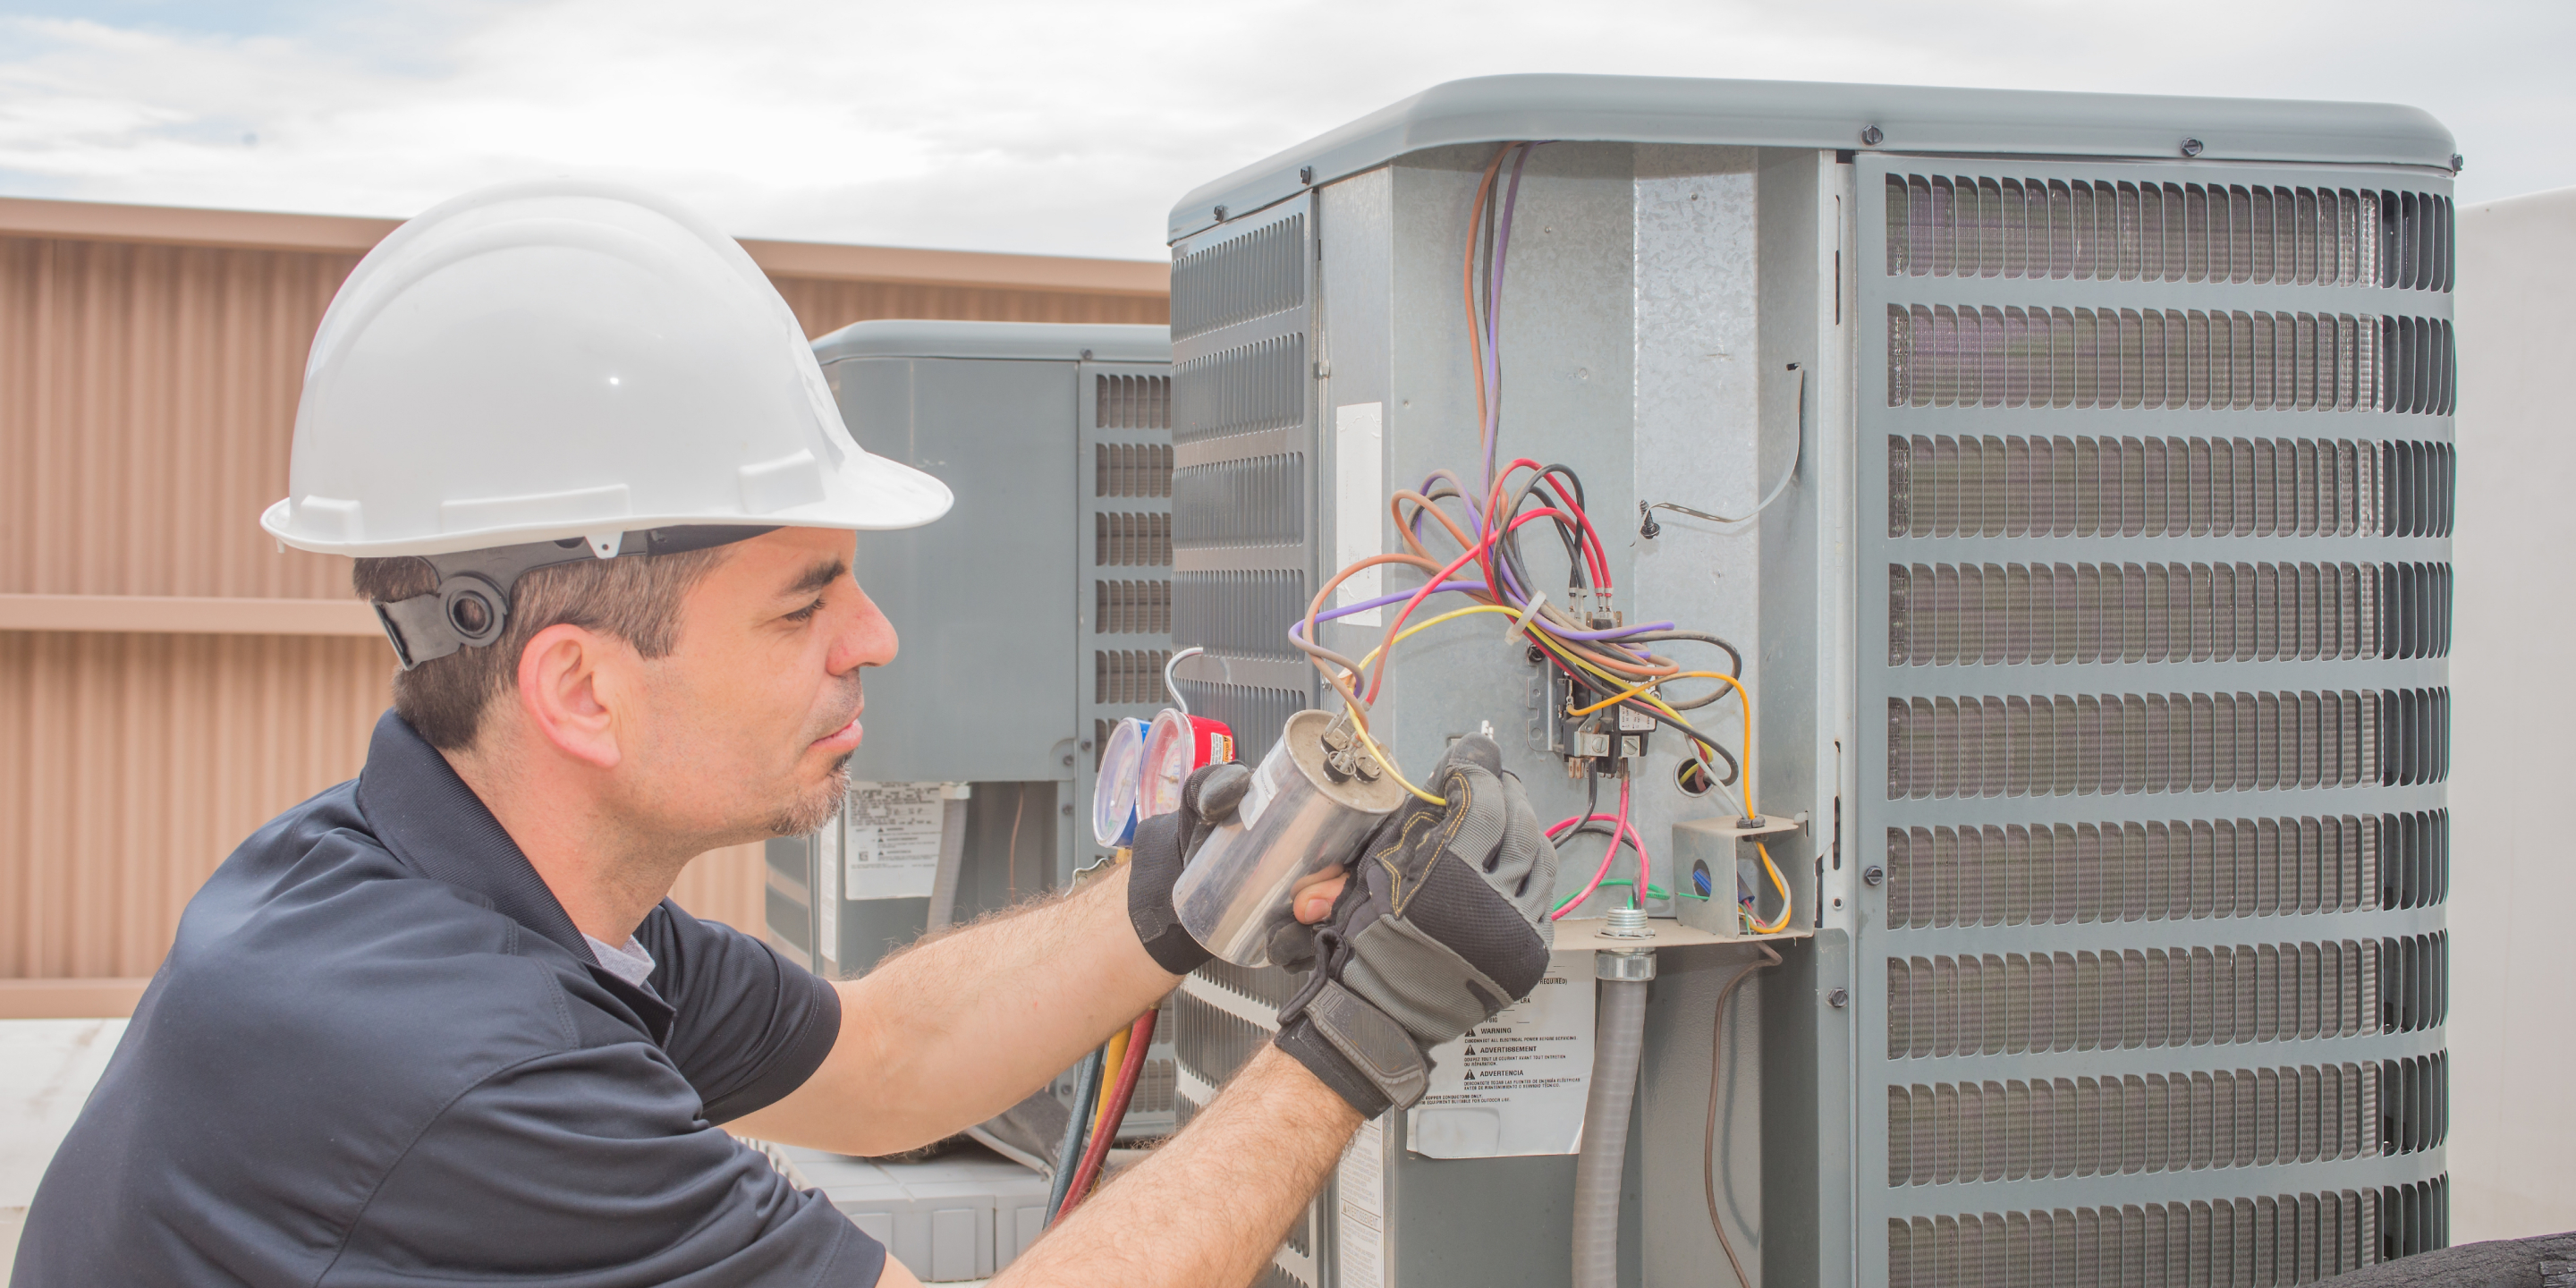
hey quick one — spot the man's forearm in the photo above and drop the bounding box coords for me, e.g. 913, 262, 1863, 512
733, 865, 1177, 1155
994, 1046, 1364, 1288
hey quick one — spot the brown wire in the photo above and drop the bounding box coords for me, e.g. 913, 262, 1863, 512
1463, 147, 1511, 434
1705, 944, 1783, 1288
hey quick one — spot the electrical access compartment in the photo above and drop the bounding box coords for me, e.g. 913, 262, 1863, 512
766, 318, 1179, 1147
1165, 75, 2453, 1288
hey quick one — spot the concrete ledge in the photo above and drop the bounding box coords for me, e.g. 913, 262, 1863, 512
0, 594, 383, 637
0, 980, 148, 1020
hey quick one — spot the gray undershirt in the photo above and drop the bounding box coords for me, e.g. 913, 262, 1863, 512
582, 933, 657, 988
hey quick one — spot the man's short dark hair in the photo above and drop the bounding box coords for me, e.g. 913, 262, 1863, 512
352, 547, 733, 751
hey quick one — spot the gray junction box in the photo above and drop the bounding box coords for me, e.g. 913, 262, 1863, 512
764, 318, 1179, 1148
1165, 75, 2452, 1288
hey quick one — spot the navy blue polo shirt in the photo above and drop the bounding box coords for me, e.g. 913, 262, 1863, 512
12, 711, 882, 1287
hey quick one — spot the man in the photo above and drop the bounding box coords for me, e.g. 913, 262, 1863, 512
13, 181, 1555, 1287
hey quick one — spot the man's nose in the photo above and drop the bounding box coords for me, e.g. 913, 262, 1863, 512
831, 584, 898, 674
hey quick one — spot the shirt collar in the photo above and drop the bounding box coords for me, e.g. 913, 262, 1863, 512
352, 711, 676, 1041
356, 710, 593, 961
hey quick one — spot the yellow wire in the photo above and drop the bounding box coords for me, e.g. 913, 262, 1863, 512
1749, 841, 1794, 934
1092, 1027, 1130, 1134
1563, 668, 1754, 810
1344, 701, 1446, 806
1331, 604, 1528, 808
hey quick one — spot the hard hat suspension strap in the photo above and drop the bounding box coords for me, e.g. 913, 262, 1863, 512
371, 525, 776, 669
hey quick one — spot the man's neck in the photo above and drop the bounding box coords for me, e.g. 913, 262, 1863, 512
440, 738, 691, 945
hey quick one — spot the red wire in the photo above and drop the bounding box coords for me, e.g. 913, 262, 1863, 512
1484, 459, 1611, 592
1054, 1008, 1157, 1224
1549, 777, 1638, 920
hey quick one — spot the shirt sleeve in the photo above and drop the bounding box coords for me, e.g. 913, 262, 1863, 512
638, 900, 843, 1123
326, 1044, 885, 1288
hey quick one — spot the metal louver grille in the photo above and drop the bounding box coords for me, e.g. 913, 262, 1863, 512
1882, 812, 2437, 926
1886, 305, 2454, 413
1093, 512, 1172, 565
1885, 687, 2453, 797
1171, 213, 1305, 340
1889, 561, 2451, 665
1887, 1184, 2408, 1288
1885, 937, 2411, 1056
1095, 649, 1174, 705
1887, 434, 2456, 538
1094, 580, 1170, 635
1173, 453, 1306, 547
1096, 442, 1173, 497
1173, 570, 1307, 659
1171, 678, 1303, 764
1173, 334, 1306, 445
1860, 153, 2449, 1280
1885, 174, 2453, 291
1097, 373, 1173, 431
1888, 1061, 2394, 1186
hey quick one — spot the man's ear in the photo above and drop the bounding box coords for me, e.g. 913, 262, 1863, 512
516, 623, 624, 770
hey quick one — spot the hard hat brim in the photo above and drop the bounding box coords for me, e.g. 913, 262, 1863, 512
261, 444, 955, 559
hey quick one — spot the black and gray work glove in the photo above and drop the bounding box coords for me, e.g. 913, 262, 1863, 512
1272, 733, 1556, 1117
1126, 762, 1252, 976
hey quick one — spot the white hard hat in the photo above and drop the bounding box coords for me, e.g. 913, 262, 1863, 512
262, 179, 953, 560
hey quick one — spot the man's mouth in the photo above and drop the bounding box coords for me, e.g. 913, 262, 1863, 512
813, 711, 864, 753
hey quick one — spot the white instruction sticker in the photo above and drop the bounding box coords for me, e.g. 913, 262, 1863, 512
1406, 952, 1595, 1157
1335, 1114, 1387, 1288
842, 782, 948, 900
1335, 402, 1385, 625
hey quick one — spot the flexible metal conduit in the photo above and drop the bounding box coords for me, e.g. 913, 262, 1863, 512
1573, 945, 1653, 1288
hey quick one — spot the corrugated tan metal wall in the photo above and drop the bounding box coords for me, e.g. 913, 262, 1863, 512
0, 224, 1166, 991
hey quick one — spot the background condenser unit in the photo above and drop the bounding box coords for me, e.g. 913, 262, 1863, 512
765, 318, 1180, 1152
1164, 75, 2453, 1288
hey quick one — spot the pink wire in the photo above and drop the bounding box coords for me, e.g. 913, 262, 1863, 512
1547, 777, 1642, 921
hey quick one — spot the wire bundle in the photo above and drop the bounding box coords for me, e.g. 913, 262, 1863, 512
1044, 1007, 1159, 1227
1284, 141, 1786, 929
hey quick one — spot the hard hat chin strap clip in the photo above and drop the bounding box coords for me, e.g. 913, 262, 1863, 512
372, 525, 776, 670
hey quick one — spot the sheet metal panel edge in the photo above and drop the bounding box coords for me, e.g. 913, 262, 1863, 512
1852, 152, 2450, 1282
1170, 76, 2455, 243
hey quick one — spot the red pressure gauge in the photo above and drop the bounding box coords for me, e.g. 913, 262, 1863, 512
1137, 708, 1238, 819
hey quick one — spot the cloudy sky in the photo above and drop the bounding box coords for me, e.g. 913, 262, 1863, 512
0, 0, 2564, 262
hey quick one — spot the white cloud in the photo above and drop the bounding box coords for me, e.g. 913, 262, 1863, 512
0, 0, 2565, 258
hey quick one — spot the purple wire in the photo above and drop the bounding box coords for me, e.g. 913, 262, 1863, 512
1286, 580, 1672, 642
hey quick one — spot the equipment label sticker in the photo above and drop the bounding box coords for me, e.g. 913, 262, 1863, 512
1334, 402, 1386, 625
1335, 1114, 1386, 1288
1406, 949, 1595, 1157
843, 782, 948, 900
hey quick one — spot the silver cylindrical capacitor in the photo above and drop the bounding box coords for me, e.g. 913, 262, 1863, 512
1170, 709, 1408, 966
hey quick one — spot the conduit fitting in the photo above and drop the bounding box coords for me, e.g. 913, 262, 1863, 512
1602, 905, 1656, 941
1596, 946, 1657, 981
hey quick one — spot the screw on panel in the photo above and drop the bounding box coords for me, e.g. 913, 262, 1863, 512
1300, 165, 1315, 185
1827, 987, 1850, 1009
2181, 138, 2206, 157
1859, 124, 1884, 146
1862, 865, 1885, 886
1061, 753, 1075, 767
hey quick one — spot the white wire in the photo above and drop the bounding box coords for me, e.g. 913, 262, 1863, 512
1642, 363, 1806, 529
1164, 647, 1204, 713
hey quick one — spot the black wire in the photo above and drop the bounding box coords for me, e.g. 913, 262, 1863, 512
1552, 764, 1603, 849
1624, 698, 1741, 787
1615, 630, 1743, 679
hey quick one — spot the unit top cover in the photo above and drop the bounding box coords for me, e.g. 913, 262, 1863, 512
1167, 73, 2457, 242
810, 319, 1171, 365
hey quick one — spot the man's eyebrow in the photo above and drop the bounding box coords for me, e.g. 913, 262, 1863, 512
782, 558, 847, 598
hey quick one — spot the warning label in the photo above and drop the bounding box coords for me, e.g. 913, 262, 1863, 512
1405, 951, 1594, 1157
843, 782, 948, 900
